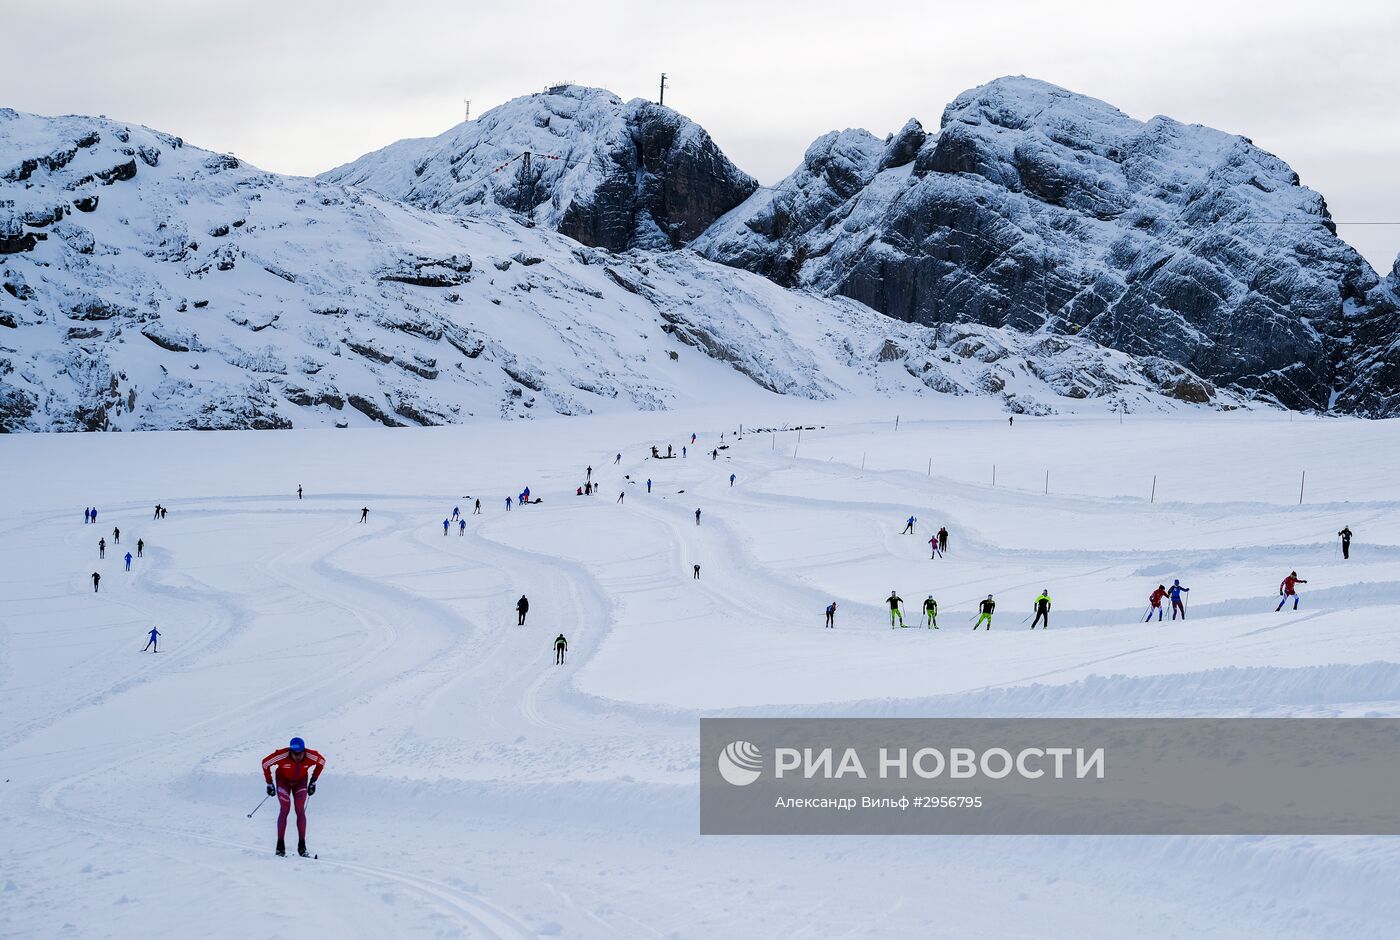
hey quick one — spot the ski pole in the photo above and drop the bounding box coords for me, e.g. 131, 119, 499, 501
247, 794, 271, 819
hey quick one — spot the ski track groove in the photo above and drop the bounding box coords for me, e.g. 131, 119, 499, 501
5, 432, 1400, 937
11, 484, 699, 932
15, 499, 538, 936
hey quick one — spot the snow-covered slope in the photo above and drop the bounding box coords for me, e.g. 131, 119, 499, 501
694, 77, 1399, 414
319, 84, 757, 252
6, 409, 1400, 937
0, 108, 1245, 432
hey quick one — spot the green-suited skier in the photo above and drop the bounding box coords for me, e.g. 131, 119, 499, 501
1031, 589, 1051, 629
887, 591, 905, 628
923, 595, 939, 629
973, 595, 995, 630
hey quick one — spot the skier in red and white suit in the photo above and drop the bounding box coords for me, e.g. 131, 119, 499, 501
261, 737, 325, 857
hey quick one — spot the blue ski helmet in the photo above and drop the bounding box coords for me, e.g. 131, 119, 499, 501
289, 737, 305, 752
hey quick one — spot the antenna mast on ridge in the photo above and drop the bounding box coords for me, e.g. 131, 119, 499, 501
463, 98, 472, 122
659, 73, 667, 106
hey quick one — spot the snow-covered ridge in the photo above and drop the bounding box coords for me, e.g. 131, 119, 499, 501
320, 84, 758, 252
694, 76, 1400, 415
0, 107, 1244, 431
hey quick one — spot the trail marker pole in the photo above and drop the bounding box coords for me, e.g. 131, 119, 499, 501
895, 415, 900, 431
1299, 470, 1305, 505
1151, 475, 1157, 503
992, 464, 996, 487
861, 452, 866, 470
927, 458, 931, 476
1044, 470, 1049, 495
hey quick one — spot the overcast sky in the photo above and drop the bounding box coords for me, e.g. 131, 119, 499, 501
8, 0, 1399, 271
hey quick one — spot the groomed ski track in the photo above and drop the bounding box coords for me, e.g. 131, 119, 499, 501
3, 406, 1400, 938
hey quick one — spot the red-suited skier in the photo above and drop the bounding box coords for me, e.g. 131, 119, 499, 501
1276, 571, 1308, 611
261, 736, 326, 857
1145, 584, 1169, 622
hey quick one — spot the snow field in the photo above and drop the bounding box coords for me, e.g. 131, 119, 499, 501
2, 404, 1399, 938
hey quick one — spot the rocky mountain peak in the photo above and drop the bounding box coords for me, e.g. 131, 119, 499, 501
878, 118, 926, 171
696, 75, 1398, 413
320, 84, 756, 252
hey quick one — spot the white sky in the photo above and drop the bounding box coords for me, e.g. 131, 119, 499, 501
7, 0, 1398, 272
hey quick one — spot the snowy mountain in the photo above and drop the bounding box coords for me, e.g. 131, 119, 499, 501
0, 107, 1238, 431
694, 77, 1400, 414
1340, 255, 1400, 415
319, 84, 757, 252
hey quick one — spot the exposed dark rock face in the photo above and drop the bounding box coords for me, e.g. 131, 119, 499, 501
141, 323, 200, 352
347, 393, 406, 427
0, 381, 38, 431
1333, 259, 1400, 416
557, 99, 757, 250
0, 231, 40, 254
696, 76, 1398, 412
281, 383, 344, 410
346, 339, 393, 364
378, 254, 473, 287
878, 119, 927, 171
69, 296, 133, 320
96, 159, 137, 184
321, 85, 757, 252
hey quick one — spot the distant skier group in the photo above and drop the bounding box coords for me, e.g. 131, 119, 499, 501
929, 526, 948, 558
1146, 580, 1190, 621
899, 515, 953, 559
852, 515, 1352, 630
88, 516, 146, 593
883, 591, 954, 629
